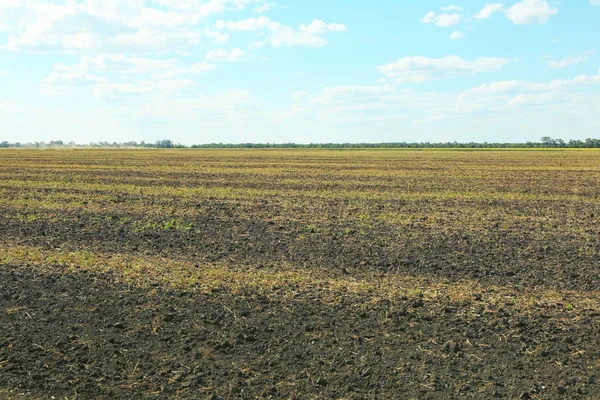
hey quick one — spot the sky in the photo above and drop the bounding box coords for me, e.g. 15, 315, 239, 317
0, 0, 599, 145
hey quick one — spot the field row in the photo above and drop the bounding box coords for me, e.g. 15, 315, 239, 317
3, 149, 600, 399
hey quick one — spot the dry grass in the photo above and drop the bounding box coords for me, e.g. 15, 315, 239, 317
2, 245, 598, 318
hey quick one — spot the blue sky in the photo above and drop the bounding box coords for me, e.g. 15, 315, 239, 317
0, 0, 599, 144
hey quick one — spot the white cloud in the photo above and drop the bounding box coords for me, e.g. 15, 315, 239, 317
283, 67, 600, 142
93, 78, 197, 101
0, 88, 265, 145
573, 68, 600, 85
0, 0, 268, 54
462, 68, 600, 97
287, 84, 401, 126
474, 1, 558, 25
292, 90, 311, 101
253, 2, 275, 13
590, 0, 600, 5
435, 13, 462, 27
190, 61, 217, 74
3, 2, 199, 53
42, 69, 108, 87
505, 92, 557, 108
422, 12, 436, 24
42, 54, 188, 88
546, 55, 590, 69
475, 3, 504, 20
40, 53, 216, 98
450, 30, 464, 40
205, 48, 246, 62
215, 16, 270, 30
87, 54, 187, 78
214, 17, 347, 47
422, 11, 462, 27
504, 0, 558, 25
203, 27, 230, 45
453, 71, 600, 119
106, 89, 259, 128
461, 79, 570, 96
7, 68, 600, 144
300, 19, 347, 34
378, 56, 511, 83
310, 85, 394, 104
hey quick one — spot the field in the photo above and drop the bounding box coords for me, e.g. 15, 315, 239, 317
1, 149, 600, 399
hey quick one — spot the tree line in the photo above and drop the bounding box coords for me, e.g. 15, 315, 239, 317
2, 137, 600, 149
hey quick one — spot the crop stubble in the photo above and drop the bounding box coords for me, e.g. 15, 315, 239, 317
1, 149, 600, 399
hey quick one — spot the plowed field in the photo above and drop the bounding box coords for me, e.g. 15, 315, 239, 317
1, 149, 600, 399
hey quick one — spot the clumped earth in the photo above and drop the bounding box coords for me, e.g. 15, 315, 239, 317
2, 149, 600, 399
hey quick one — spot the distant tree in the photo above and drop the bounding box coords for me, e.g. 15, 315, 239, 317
5, 137, 600, 149
155, 140, 174, 148
541, 136, 555, 147
585, 138, 600, 148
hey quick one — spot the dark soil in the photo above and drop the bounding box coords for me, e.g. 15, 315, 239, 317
2, 202, 600, 291
2, 265, 600, 399
3, 150, 600, 399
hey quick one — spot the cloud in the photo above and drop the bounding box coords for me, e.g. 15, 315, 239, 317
203, 27, 230, 45
9, 66, 600, 144
591, 0, 600, 5
214, 17, 347, 47
453, 70, 600, 117
461, 80, 570, 96
287, 84, 400, 125
461, 68, 600, 97
546, 55, 590, 69
422, 12, 436, 24
41, 54, 189, 88
504, 0, 558, 25
300, 19, 347, 34
0, 0, 268, 54
40, 53, 218, 97
475, 3, 504, 20
86, 54, 187, 78
42, 69, 108, 87
309, 85, 395, 105
205, 48, 246, 62
93, 78, 197, 101
449, 30, 464, 40
572, 68, 600, 85
292, 90, 311, 101
285, 67, 600, 140
421, 11, 462, 27
435, 13, 462, 27
105, 89, 259, 128
474, 1, 558, 25
253, 2, 275, 13
190, 61, 217, 74
378, 56, 511, 83
215, 16, 270, 30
